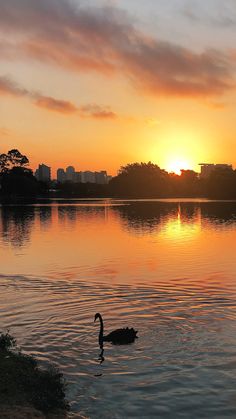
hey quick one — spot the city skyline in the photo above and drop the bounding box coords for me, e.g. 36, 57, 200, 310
34, 160, 235, 182
35, 162, 111, 184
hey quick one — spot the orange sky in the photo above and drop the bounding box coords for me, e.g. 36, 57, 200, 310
0, 0, 236, 177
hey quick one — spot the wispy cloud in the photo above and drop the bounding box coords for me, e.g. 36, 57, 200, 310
34, 96, 77, 114
0, 0, 235, 99
0, 75, 117, 119
79, 104, 117, 119
182, 0, 236, 27
0, 76, 29, 97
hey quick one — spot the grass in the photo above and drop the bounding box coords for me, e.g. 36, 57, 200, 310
0, 331, 69, 414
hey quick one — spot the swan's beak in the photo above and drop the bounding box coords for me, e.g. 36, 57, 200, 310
94, 313, 99, 322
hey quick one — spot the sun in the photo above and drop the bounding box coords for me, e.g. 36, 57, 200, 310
166, 159, 191, 175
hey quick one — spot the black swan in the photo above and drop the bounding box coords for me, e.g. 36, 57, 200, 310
94, 312, 138, 345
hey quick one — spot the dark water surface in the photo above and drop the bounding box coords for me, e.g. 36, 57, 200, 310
0, 199, 236, 418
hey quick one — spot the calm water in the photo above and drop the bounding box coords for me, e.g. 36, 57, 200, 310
1, 199, 236, 418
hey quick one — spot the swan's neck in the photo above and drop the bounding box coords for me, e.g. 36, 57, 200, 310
98, 315, 104, 347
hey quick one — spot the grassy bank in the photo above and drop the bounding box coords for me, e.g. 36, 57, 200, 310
0, 332, 69, 417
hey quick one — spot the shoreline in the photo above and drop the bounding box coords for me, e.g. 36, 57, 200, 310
2, 196, 236, 205
0, 332, 69, 419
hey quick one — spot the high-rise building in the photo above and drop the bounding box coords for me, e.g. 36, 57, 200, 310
74, 172, 82, 183
95, 171, 108, 184
215, 164, 232, 170
81, 171, 96, 183
66, 166, 75, 182
107, 175, 112, 183
35, 164, 51, 182
57, 168, 66, 183
54, 166, 111, 184
199, 163, 232, 178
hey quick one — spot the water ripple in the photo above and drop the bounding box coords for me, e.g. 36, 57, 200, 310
0, 274, 236, 418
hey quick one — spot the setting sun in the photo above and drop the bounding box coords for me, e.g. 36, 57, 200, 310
166, 159, 191, 175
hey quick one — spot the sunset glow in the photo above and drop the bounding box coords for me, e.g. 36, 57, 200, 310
0, 0, 236, 175
166, 159, 192, 175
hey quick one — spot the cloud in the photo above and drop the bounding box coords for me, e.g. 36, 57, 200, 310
182, 1, 236, 27
79, 104, 117, 119
0, 75, 29, 97
0, 74, 117, 119
34, 96, 77, 114
35, 96, 117, 118
0, 0, 235, 99
121, 43, 233, 97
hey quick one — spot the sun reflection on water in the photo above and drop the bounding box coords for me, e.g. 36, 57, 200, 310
161, 204, 201, 242
1, 200, 236, 417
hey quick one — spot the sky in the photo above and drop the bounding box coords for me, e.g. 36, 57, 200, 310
0, 0, 236, 176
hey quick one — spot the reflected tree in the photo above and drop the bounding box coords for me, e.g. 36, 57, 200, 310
179, 203, 198, 221
39, 206, 52, 229
115, 201, 236, 234
58, 205, 106, 225
113, 202, 178, 234
0, 206, 35, 247
200, 202, 236, 225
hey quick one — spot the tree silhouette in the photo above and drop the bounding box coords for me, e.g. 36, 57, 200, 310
0, 149, 29, 174
8, 149, 29, 168
179, 169, 200, 196
0, 149, 38, 198
0, 153, 9, 173
110, 162, 170, 197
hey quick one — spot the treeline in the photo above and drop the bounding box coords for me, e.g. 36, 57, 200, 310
54, 162, 236, 199
1, 150, 236, 199
109, 162, 236, 199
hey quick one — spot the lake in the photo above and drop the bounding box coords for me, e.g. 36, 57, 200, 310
0, 199, 236, 418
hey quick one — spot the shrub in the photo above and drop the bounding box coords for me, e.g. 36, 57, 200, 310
0, 332, 69, 414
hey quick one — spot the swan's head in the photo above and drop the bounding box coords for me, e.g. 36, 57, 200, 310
94, 312, 101, 322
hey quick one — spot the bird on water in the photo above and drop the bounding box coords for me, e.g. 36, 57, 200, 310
94, 312, 138, 346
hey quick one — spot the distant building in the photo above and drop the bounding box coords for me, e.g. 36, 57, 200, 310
198, 164, 215, 178
81, 171, 96, 183
54, 165, 112, 184
215, 164, 233, 170
74, 172, 82, 183
107, 175, 112, 183
66, 166, 75, 182
95, 171, 108, 184
35, 164, 51, 182
199, 163, 233, 178
57, 168, 66, 183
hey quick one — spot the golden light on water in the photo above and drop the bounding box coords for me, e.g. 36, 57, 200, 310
161, 206, 201, 241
